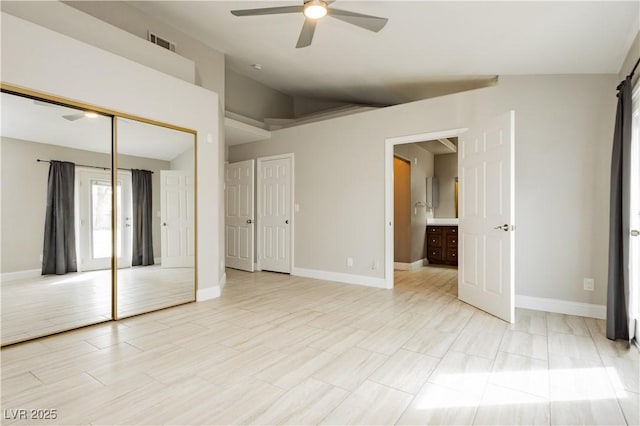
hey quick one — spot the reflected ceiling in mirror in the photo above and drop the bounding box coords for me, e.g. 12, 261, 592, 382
117, 117, 193, 162
1, 91, 111, 153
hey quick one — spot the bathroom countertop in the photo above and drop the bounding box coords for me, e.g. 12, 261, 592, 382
427, 218, 459, 226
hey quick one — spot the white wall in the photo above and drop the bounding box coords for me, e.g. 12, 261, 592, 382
61, 0, 225, 99
434, 153, 458, 218
230, 74, 618, 307
393, 144, 434, 263
1, 12, 224, 298
618, 31, 640, 84
1, 1, 195, 85
170, 147, 195, 173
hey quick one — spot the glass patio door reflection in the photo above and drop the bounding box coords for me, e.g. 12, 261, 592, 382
79, 169, 132, 271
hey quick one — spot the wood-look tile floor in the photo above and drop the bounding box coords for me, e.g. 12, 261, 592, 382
1, 266, 194, 344
1, 266, 638, 425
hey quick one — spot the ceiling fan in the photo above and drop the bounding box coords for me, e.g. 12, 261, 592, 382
230, 0, 388, 48
33, 100, 99, 121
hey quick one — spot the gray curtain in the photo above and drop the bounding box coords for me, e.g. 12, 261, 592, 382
42, 161, 77, 275
606, 76, 633, 341
132, 169, 154, 266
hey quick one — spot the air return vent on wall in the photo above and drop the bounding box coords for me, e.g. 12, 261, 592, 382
148, 31, 176, 52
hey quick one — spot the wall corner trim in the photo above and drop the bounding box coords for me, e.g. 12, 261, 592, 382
515, 295, 606, 319
292, 267, 387, 289
197, 285, 220, 301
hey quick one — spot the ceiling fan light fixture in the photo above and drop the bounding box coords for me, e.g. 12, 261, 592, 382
303, 0, 327, 19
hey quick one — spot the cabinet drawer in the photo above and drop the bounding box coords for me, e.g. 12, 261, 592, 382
446, 248, 458, 262
428, 234, 442, 248
446, 234, 458, 247
427, 226, 442, 234
428, 248, 443, 260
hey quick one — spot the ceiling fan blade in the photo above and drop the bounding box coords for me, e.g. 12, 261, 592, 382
296, 18, 317, 48
327, 8, 388, 32
62, 113, 84, 121
231, 6, 303, 17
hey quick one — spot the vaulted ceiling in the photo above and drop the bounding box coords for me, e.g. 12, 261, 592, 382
129, 1, 639, 105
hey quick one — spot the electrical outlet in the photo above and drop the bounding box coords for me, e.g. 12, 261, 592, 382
347, 257, 353, 267
584, 278, 594, 291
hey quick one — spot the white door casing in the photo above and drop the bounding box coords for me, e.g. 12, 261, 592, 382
160, 170, 195, 268
458, 111, 515, 323
258, 155, 293, 273
225, 160, 255, 272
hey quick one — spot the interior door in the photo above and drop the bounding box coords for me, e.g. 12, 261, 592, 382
225, 160, 255, 272
258, 156, 292, 273
458, 111, 515, 323
160, 170, 194, 268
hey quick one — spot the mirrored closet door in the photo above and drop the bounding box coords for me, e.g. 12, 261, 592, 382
1, 88, 197, 346
115, 117, 196, 318
1, 90, 114, 345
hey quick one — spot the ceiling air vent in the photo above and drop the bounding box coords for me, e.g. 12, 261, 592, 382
148, 31, 176, 52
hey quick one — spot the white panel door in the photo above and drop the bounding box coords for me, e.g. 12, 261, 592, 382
458, 111, 515, 323
225, 160, 255, 272
160, 170, 194, 268
258, 156, 292, 273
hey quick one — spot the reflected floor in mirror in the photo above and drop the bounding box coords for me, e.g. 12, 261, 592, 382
1, 266, 194, 344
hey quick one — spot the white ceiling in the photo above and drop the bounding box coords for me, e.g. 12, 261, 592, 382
130, 1, 639, 105
1, 92, 193, 161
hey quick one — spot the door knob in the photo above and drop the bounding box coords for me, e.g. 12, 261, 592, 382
632, 230, 640, 237
285, 220, 289, 224
163, 222, 167, 227
246, 219, 253, 224
494, 224, 509, 231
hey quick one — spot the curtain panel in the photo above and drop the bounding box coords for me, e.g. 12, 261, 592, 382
41, 161, 77, 275
607, 76, 633, 341
132, 169, 154, 266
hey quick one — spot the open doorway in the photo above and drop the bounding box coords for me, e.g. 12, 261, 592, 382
385, 112, 516, 324
392, 136, 461, 296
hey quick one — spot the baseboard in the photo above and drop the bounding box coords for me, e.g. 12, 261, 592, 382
219, 272, 227, 291
196, 285, 220, 301
1, 268, 40, 282
292, 267, 387, 289
254, 263, 262, 272
154, 257, 161, 265
515, 295, 606, 319
394, 259, 425, 271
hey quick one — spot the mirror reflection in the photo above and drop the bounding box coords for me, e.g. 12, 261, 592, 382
116, 118, 195, 318
1, 91, 113, 345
